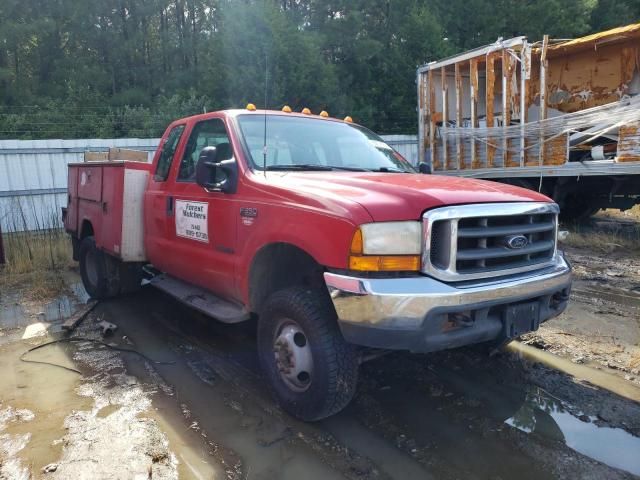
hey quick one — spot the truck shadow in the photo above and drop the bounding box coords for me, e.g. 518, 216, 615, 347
103, 285, 640, 479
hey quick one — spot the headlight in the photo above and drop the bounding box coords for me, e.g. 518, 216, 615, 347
349, 221, 422, 272
360, 222, 422, 254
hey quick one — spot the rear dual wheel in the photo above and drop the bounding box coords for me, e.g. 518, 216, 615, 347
79, 236, 142, 300
258, 287, 359, 421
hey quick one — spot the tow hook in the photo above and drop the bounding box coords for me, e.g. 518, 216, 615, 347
450, 312, 474, 328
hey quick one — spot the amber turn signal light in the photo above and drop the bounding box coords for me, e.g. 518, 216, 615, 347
349, 255, 421, 272
350, 228, 364, 255
349, 228, 420, 272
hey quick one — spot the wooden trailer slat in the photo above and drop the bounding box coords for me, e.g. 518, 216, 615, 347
470, 58, 480, 169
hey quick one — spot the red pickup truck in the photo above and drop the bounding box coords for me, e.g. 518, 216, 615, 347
64, 107, 572, 420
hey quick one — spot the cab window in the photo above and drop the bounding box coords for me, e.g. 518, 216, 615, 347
154, 124, 185, 181
178, 118, 232, 182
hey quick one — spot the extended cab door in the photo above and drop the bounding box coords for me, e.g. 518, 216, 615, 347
159, 117, 239, 299
144, 123, 186, 274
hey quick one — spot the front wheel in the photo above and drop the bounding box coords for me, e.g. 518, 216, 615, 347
257, 287, 359, 421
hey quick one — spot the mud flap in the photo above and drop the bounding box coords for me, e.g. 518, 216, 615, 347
503, 301, 540, 339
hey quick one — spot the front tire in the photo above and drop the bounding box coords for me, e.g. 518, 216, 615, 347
258, 287, 359, 421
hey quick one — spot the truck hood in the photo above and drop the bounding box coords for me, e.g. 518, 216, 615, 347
264, 172, 551, 222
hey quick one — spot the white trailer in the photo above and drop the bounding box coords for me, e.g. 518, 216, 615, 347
416, 23, 640, 219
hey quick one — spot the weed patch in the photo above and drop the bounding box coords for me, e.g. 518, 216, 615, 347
0, 229, 72, 301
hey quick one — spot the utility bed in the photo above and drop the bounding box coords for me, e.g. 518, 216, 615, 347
64, 155, 150, 262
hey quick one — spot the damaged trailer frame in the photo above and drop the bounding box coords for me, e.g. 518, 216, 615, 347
417, 23, 640, 219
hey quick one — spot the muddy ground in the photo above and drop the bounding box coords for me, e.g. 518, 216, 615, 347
523, 215, 640, 384
1, 228, 640, 479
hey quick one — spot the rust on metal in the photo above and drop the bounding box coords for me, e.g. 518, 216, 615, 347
418, 71, 429, 165
441, 66, 449, 170
455, 62, 464, 169
485, 52, 497, 167
545, 23, 640, 57
470, 58, 480, 168
428, 68, 438, 170
503, 49, 516, 167
520, 43, 531, 167
617, 122, 640, 162
538, 34, 549, 166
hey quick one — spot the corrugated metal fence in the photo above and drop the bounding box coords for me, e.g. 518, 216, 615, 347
0, 135, 418, 232
0, 139, 159, 233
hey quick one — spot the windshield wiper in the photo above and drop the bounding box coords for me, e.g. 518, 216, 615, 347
323, 165, 370, 171
327, 165, 411, 173
264, 164, 411, 173
265, 164, 334, 171
322, 165, 407, 172
370, 167, 410, 173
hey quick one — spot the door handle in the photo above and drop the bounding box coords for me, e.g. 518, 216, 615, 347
166, 196, 174, 217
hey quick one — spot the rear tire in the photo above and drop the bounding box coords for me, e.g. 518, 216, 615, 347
78, 236, 142, 299
258, 287, 359, 421
79, 236, 115, 299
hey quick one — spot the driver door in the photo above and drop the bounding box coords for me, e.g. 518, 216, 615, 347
166, 117, 238, 299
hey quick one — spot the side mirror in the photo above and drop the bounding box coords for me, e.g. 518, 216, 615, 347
418, 162, 431, 174
195, 146, 238, 194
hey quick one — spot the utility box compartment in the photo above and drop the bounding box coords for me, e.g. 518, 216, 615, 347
65, 161, 151, 262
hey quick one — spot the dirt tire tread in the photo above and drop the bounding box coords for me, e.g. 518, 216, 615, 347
258, 286, 359, 421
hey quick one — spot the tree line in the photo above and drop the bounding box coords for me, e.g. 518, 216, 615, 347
0, 0, 636, 138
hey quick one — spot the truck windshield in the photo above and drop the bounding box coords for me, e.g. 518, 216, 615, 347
236, 114, 415, 173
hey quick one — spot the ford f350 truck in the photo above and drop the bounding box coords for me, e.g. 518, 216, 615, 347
63, 106, 572, 421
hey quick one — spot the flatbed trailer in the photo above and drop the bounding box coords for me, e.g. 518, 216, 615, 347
417, 23, 640, 219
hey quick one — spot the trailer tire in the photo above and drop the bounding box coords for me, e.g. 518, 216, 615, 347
559, 195, 600, 222
79, 236, 118, 299
258, 287, 359, 421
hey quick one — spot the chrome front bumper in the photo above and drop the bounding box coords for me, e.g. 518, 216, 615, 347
324, 254, 572, 352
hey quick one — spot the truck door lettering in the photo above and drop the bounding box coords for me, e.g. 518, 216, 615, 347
175, 200, 209, 243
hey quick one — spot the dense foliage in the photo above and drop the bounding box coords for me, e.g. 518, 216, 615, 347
0, 0, 636, 138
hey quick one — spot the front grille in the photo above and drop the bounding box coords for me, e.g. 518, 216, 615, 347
422, 203, 559, 281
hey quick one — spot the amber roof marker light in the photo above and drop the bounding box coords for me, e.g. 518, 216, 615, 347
246, 103, 257, 111
301, 107, 312, 115
344, 116, 353, 123
282, 105, 292, 113
320, 110, 329, 117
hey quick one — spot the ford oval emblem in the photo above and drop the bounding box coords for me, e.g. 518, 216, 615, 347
505, 235, 528, 249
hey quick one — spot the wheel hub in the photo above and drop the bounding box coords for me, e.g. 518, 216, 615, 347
273, 321, 313, 392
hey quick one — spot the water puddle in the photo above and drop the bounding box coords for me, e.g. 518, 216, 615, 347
506, 385, 640, 475
1, 281, 90, 343
322, 411, 433, 479
0, 340, 91, 474
96, 403, 120, 418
